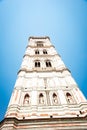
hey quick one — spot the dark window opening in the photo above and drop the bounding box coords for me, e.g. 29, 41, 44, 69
35, 50, 39, 54
50, 115, 53, 118
46, 60, 52, 67
43, 49, 47, 54
35, 61, 40, 67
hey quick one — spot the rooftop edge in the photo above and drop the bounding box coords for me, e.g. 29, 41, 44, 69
28, 36, 50, 41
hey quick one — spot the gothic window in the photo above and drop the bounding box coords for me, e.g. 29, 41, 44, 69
23, 94, 30, 104
39, 93, 44, 104
46, 60, 52, 67
43, 49, 47, 54
66, 92, 74, 104
35, 50, 39, 54
35, 60, 40, 67
52, 93, 58, 104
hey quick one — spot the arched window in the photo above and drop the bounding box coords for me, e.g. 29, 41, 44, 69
39, 93, 44, 104
35, 50, 39, 54
66, 92, 73, 104
43, 49, 47, 54
52, 93, 58, 104
35, 60, 40, 67
23, 94, 30, 104
46, 60, 52, 67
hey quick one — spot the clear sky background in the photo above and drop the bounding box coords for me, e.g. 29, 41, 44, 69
0, 0, 87, 121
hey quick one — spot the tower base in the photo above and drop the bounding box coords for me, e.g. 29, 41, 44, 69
0, 116, 87, 130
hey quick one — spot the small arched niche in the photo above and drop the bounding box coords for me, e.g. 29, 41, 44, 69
45, 60, 52, 67
52, 93, 58, 104
66, 92, 74, 104
39, 93, 44, 104
23, 93, 30, 104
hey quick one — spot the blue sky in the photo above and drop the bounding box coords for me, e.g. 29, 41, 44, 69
0, 0, 87, 121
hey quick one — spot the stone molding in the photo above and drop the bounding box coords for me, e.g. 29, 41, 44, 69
0, 116, 87, 130
28, 36, 50, 40
23, 53, 61, 58
17, 68, 70, 75
26, 44, 55, 48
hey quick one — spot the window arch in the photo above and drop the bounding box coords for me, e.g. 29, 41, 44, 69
23, 94, 30, 104
39, 93, 44, 104
52, 93, 58, 104
43, 49, 47, 54
35, 49, 39, 54
45, 60, 52, 67
66, 92, 74, 104
35, 60, 40, 67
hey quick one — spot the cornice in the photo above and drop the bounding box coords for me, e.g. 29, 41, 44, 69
26, 45, 55, 49
28, 36, 50, 41
23, 53, 61, 58
0, 116, 87, 128
17, 68, 70, 75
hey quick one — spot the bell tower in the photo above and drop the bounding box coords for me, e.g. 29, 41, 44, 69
0, 36, 87, 130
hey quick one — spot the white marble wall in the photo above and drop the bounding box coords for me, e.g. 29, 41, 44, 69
6, 37, 87, 119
